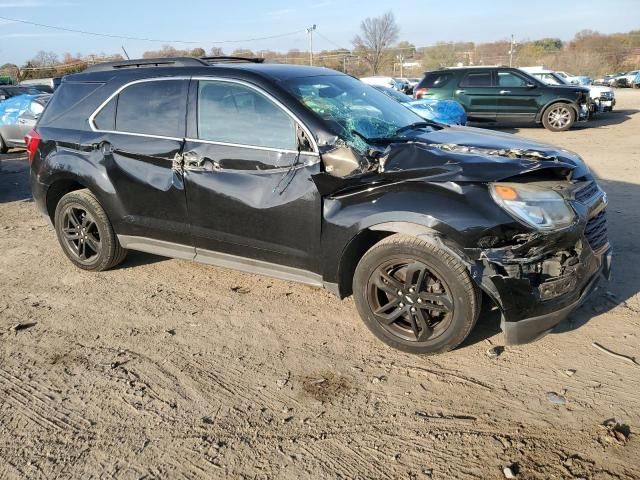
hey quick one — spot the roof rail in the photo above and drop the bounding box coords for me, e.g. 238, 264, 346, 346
84, 57, 209, 73
200, 56, 265, 64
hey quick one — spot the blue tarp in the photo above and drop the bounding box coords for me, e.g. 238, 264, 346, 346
407, 99, 467, 125
0, 94, 38, 126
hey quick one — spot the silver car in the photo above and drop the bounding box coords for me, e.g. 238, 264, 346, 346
0, 94, 50, 153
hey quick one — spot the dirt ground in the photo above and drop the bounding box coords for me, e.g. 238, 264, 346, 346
1, 89, 639, 480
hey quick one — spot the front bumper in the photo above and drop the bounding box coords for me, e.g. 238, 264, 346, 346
501, 246, 611, 344
470, 182, 611, 345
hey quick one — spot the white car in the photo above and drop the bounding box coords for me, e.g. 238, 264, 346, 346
360, 76, 405, 91
520, 67, 615, 113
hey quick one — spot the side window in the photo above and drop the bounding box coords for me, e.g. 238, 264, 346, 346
197, 80, 297, 151
497, 71, 529, 87
115, 80, 187, 137
93, 96, 116, 130
421, 72, 454, 88
460, 72, 493, 87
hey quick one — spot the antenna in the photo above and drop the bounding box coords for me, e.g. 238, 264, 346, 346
121, 46, 130, 60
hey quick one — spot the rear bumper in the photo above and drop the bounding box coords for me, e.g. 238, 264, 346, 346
501, 247, 611, 344
30, 168, 50, 220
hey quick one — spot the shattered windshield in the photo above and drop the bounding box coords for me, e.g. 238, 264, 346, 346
283, 75, 425, 152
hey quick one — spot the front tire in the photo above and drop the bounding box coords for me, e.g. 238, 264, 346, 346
542, 103, 576, 131
54, 189, 127, 271
353, 234, 480, 354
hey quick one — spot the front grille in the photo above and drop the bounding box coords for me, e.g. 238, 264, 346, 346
600, 92, 613, 99
584, 210, 608, 253
574, 181, 599, 204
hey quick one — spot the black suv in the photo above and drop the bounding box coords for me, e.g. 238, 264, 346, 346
414, 67, 591, 131
28, 57, 611, 354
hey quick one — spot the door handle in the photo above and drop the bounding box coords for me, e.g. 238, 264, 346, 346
455, 89, 466, 94
499, 90, 511, 94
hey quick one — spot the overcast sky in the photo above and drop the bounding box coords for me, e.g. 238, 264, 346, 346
1, 0, 639, 64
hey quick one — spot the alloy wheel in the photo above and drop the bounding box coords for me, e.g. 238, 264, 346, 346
367, 258, 454, 342
547, 106, 572, 129
60, 203, 102, 264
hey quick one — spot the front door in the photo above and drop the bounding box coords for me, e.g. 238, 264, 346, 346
495, 69, 541, 122
183, 78, 322, 277
454, 70, 497, 122
88, 78, 191, 248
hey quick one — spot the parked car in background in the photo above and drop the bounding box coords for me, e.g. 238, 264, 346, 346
0, 85, 52, 101
0, 94, 51, 153
554, 71, 580, 84
414, 66, 590, 131
398, 77, 420, 95
521, 67, 615, 113
633, 72, 640, 88
19, 77, 61, 91
28, 57, 610, 353
360, 76, 408, 93
371, 85, 467, 125
593, 74, 617, 86
617, 70, 639, 87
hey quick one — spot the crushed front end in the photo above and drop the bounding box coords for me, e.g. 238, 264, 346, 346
469, 180, 611, 344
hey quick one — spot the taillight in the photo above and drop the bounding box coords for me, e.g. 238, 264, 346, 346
24, 129, 41, 164
414, 87, 429, 99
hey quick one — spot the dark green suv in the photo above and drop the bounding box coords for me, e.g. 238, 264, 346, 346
414, 67, 590, 131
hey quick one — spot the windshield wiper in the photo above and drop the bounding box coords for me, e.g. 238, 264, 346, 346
394, 121, 439, 135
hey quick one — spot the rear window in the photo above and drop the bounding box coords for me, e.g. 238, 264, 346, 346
419, 72, 454, 88
38, 82, 102, 126
460, 72, 493, 87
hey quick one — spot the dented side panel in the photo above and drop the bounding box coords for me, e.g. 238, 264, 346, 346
183, 140, 323, 272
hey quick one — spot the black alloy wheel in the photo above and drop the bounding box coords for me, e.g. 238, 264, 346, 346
367, 258, 454, 342
60, 203, 102, 264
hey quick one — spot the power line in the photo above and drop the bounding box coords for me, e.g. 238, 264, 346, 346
0, 15, 306, 45
315, 30, 348, 51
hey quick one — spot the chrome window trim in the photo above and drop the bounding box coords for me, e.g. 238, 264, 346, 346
88, 75, 320, 155
183, 137, 318, 157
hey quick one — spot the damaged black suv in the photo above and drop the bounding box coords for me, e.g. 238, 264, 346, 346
29, 57, 611, 354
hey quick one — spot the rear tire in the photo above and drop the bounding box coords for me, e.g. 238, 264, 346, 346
542, 103, 576, 131
352, 234, 480, 354
54, 189, 127, 271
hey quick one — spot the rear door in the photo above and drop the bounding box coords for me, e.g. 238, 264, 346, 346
182, 78, 323, 278
495, 69, 541, 121
454, 70, 497, 121
89, 78, 191, 249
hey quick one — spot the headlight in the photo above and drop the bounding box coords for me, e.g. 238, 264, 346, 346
490, 182, 576, 231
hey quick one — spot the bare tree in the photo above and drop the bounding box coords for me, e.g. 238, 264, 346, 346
352, 11, 399, 74
30, 51, 59, 68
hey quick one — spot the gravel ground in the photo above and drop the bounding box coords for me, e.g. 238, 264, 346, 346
1, 89, 639, 479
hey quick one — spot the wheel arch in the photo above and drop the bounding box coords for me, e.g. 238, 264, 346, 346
536, 99, 579, 123
335, 221, 456, 299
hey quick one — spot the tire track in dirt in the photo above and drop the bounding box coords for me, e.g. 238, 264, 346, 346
0, 367, 92, 433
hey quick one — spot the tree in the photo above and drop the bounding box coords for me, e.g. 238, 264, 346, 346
352, 11, 399, 74
189, 48, 206, 57
30, 51, 59, 68
209, 47, 225, 56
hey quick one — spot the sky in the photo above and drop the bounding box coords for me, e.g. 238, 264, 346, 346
1, 0, 639, 65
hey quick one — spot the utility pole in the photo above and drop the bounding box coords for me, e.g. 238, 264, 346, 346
306, 24, 317, 66
397, 54, 405, 78
509, 34, 515, 67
